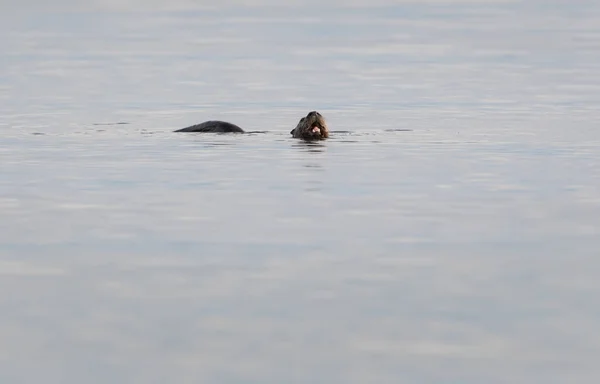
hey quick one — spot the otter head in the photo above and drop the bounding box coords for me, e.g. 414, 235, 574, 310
291, 111, 329, 140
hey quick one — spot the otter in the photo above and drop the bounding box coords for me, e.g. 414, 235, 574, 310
290, 111, 329, 140
174, 111, 329, 140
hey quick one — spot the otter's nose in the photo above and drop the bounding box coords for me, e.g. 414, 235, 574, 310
308, 111, 320, 117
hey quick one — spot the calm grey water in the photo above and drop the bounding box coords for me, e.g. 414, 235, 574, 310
1, 1, 600, 383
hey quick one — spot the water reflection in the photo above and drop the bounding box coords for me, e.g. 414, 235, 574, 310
244, 131, 269, 135
291, 140, 326, 153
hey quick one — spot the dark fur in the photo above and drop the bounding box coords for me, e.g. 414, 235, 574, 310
290, 111, 329, 140
174, 121, 244, 133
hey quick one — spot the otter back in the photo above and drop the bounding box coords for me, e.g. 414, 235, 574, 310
174, 121, 244, 133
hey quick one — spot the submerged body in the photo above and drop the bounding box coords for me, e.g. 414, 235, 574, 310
175, 111, 328, 140
174, 120, 244, 133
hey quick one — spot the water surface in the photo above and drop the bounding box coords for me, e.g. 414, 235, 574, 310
1, 1, 600, 383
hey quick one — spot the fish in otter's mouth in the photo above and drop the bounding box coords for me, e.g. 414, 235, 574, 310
290, 111, 329, 140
